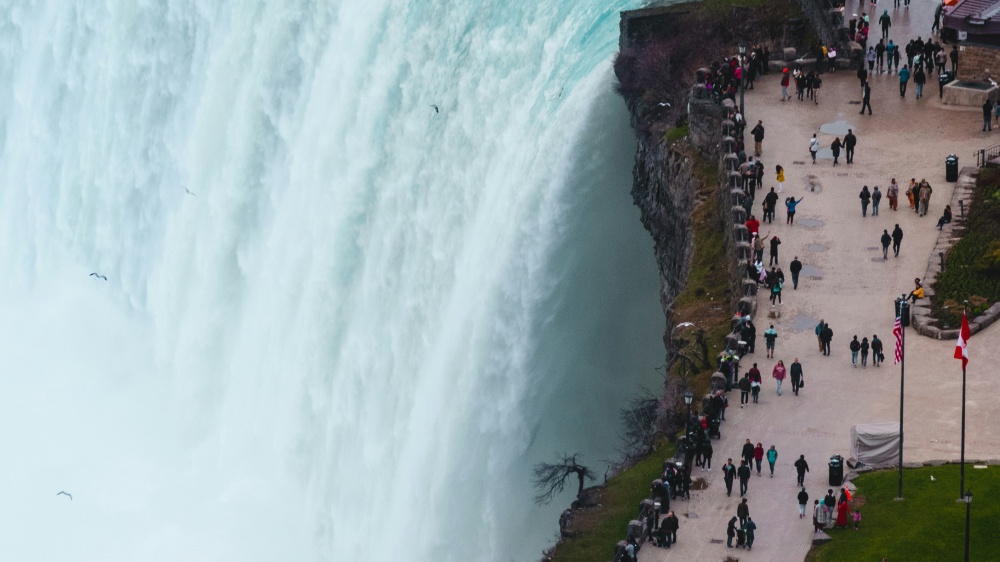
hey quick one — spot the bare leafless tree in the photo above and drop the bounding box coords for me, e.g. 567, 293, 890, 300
532, 453, 596, 505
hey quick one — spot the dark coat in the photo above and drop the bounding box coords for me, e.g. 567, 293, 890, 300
738, 465, 752, 480
798, 490, 810, 505
737, 502, 750, 518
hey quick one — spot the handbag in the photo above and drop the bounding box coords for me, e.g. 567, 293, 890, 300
799, 378, 805, 388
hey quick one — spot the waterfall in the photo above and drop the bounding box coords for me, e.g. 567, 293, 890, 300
0, 2, 665, 560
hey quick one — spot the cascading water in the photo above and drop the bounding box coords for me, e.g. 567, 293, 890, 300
0, 2, 667, 560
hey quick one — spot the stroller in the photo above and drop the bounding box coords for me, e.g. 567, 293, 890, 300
735, 527, 747, 548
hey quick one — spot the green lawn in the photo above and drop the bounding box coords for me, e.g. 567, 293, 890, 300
807, 464, 1000, 561
550, 442, 672, 562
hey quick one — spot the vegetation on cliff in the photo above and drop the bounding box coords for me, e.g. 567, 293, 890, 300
613, 0, 804, 141
933, 168, 1000, 324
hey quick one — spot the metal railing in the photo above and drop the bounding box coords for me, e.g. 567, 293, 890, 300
975, 143, 1000, 167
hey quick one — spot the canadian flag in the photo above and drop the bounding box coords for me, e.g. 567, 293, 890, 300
954, 311, 970, 369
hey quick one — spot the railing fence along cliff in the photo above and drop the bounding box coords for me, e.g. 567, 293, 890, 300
974, 143, 1000, 167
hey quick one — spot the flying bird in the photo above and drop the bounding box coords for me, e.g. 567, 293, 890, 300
184, 188, 196, 197
430, 104, 440, 113
56, 491, 73, 501
89, 273, 107, 281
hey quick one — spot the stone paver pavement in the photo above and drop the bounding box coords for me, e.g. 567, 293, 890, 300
641, 3, 999, 560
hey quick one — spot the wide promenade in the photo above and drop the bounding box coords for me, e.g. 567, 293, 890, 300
641, 3, 1000, 560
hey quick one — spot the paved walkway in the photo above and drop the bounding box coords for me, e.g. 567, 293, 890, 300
642, 3, 999, 560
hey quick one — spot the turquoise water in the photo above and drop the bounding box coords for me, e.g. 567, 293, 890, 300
0, 1, 665, 560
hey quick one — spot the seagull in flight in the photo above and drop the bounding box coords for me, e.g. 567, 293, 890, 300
56, 491, 73, 501
89, 273, 107, 281
430, 104, 440, 113
184, 188, 196, 197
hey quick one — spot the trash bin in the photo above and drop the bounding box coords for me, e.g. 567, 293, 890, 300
829, 454, 844, 486
946, 154, 959, 182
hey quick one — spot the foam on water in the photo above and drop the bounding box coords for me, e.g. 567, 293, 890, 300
0, 1, 666, 561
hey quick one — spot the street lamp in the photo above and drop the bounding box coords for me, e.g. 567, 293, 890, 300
738, 44, 747, 117
684, 390, 695, 435
964, 489, 973, 562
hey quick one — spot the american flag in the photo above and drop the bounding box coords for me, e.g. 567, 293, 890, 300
893, 316, 903, 364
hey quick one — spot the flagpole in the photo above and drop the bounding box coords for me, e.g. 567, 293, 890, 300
960, 361, 966, 499
894, 295, 908, 501
958, 301, 970, 500
897, 311, 905, 500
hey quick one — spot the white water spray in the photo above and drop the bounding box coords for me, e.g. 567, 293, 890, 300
0, 2, 665, 560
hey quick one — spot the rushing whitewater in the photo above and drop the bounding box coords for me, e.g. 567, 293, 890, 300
0, 2, 665, 560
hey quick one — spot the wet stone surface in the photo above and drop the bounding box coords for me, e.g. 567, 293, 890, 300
800, 264, 823, 279
808, 243, 828, 253
820, 118, 853, 136
797, 218, 825, 228
787, 314, 821, 332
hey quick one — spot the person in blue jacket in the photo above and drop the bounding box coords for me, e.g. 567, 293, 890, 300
898, 64, 911, 97
785, 196, 804, 224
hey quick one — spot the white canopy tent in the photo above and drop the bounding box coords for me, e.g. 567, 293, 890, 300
850, 422, 901, 468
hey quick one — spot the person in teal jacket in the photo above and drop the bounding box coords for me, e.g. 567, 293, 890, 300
898, 64, 911, 97
766, 445, 778, 477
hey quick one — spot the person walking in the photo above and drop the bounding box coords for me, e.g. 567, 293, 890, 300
742, 439, 755, 467
703, 439, 714, 470
914, 66, 926, 98
769, 234, 781, 266
919, 180, 933, 216
866, 46, 876, 73
727, 516, 739, 548
813, 500, 825, 532
723, 459, 737, 496
815, 319, 826, 352
876, 39, 886, 73
790, 358, 803, 395
798, 487, 810, 518
789, 256, 802, 289
795, 455, 810, 485
764, 187, 779, 223
772, 360, 787, 395
764, 325, 778, 358
850, 335, 861, 367
906, 178, 917, 210
785, 196, 803, 224
738, 460, 752, 496
881, 229, 892, 259
859, 185, 872, 216
748, 363, 762, 403
872, 334, 884, 367
898, 64, 910, 96
887, 178, 899, 210
820, 323, 834, 356
844, 129, 857, 164
892, 224, 903, 256
743, 517, 757, 550
766, 445, 778, 477
831, 136, 842, 165
879, 9, 891, 40
662, 511, 679, 547
984, 98, 993, 132
951, 45, 959, 72
770, 278, 783, 305
809, 133, 819, 163
890, 40, 901, 73
737, 498, 750, 526
751, 120, 765, 156
812, 72, 822, 104
860, 80, 873, 115
860, 336, 870, 367
739, 372, 752, 407
872, 185, 882, 215
754, 443, 764, 476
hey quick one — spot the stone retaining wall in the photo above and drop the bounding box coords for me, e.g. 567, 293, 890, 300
911, 167, 1000, 339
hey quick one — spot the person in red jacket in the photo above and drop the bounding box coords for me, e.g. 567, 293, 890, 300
753, 443, 765, 476
745, 215, 760, 237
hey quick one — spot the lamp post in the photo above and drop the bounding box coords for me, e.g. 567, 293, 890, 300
738, 44, 747, 118
894, 295, 910, 500
684, 390, 695, 436
960, 299, 969, 499
964, 489, 973, 562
